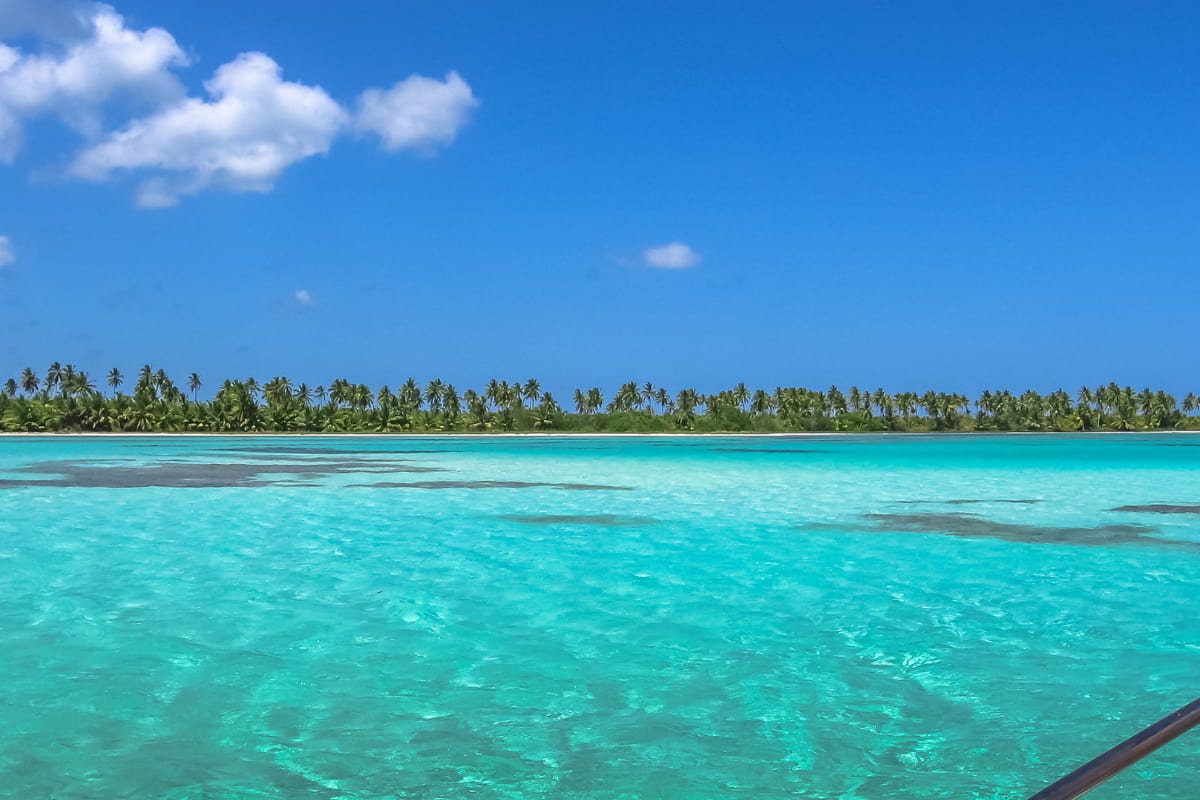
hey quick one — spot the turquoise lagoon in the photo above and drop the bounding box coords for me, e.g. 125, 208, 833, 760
0, 434, 1197, 799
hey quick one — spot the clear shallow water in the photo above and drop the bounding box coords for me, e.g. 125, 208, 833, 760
0, 434, 1197, 799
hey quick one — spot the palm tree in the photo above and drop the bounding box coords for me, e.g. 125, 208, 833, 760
1047, 389, 1072, 420
872, 388, 893, 420
442, 385, 461, 419
1137, 388, 1155, 418
919, 391, 940, 426
976, 389, 995, 417
328, 379, 350, 408
60, 364, 77, 397
827, 386, 848, 416
399, 378, 421, 410
188, 373, 202, 402
675, 388, 699, 415
137, 364, 154, 395
640, 382, 656, 411
464, 390, 492, 431
485, 379, 503, 410
609, 382, 640, 412
66, 371, 96, 398
522, 378, 542, 406
499, 380, 519, 409
1017, 390, 1045, 429
1153, 391, 1179, 429
751, 389, 773, 415
354, 384, 374, 411
1112, 399, 1138, 431
107, 368, 123, 396
532, 392, 560, 429
46, 362, 63, 397
20, 367, 39, 396
424, 379, 445, 413
2, 378, 16, 398
732, 382, 750, 412
263, 377, 293, 406
586, 388, 603, 414
848, 386, 866, 414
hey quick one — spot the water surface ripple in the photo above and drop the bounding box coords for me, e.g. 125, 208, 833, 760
0, 434, 1197, 799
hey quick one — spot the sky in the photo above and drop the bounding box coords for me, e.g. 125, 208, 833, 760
1, 0, 1198, 398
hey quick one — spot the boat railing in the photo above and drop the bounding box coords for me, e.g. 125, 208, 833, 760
1026, 696, 1200, 799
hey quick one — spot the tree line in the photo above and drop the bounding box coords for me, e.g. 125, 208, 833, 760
2, 363, 1197, 433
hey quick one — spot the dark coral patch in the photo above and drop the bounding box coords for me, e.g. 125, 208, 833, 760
859, 512, 1178, 547
218, 446, 450, 455
0, 459, 445, 489
214, 453, 440, 464
1109, 504, 1200, 515
895, 499, 1041, 505
716, 448, 824, 454
498, 514, 657, 527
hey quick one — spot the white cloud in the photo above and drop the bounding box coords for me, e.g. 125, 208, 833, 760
0, 3, 477, 205
355, 71, 477, 153
0, 235, 13, 267
294, 288, 313, 305
643, 241, 699, 269
0, 4, 187, 159
73, 52, 347, 206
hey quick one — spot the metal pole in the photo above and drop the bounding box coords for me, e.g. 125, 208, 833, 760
1027, 697, 1200, 800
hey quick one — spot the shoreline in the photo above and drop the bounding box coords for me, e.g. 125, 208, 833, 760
2, 431, 1199, 438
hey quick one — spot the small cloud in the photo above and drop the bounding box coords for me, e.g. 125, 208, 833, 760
643, 241, 699, 269
294, 288, 313, 305
135, 177, 181, 208
354, 71, 478, 153
0, 234, 13, 267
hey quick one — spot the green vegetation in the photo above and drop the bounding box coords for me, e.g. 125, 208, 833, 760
2, 363, 1198, 433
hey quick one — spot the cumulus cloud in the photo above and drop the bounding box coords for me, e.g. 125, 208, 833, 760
294, 288, 313, 305
643, 242, 699, 269
0, 2, 477, 205
0, 4, 187, 158
73, 52, 347, 206
355, 71, 478, 153
0, 235, 13, 267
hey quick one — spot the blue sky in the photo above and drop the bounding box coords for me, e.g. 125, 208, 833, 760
1, 1, 1198, 398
